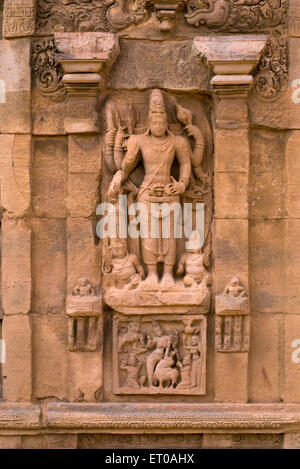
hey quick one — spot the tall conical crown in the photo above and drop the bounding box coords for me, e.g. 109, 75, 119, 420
148, 89, 167, 117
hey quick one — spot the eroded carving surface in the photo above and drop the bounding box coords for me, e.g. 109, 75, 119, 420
35, 0, 287, 100
216, 277, 250, 353
66, 279, 102, 352
32, 38, 66, 101
113, 314, 207, 394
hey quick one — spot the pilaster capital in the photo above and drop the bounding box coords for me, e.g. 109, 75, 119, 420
54, 32, 120, 134
193, 35, 267, 98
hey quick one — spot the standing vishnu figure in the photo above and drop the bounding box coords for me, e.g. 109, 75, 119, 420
107, 89, 192, 286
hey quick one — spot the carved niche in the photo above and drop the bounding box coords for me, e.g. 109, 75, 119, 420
113, 314, 207, 394
101, 89, 213, 316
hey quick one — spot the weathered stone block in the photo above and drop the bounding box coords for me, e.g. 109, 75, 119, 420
67, 173, 99, 218
108, 39, 209, 91
214, 129, 249, 173
248, 313, 280, 402
249, 220, 284, 313
2, 218, 31, 315
215, 219, 248, 294
69, 135, 102, 174
0, 134, 31, 218
215, 352, 248, 402
32, 220, 67, 315
68, 352, 103, 403
67, 218, 100, 294
33, 137, 68, 218
215, 173, 248, 219
284, 219, 300, 314
0, 39, 31, 133
2, 315, 32, 401
249, 129, 285, 220
286, 131, 300, 218
214, 98, 249, 130
283, 315, 300, 402
33, 314, 68, 400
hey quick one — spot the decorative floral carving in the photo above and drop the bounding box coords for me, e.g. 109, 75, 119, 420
254, 29, 288, 100
31, 38, 66, 101
185, 0, 288, 100
36, 0, 288, 101
186, 0, 287, 32
36, 0, 110, 33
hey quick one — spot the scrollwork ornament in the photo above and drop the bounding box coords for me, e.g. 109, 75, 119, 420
254, 29, 288, 100
31, 38, 66, 101
36, 0, 110, 33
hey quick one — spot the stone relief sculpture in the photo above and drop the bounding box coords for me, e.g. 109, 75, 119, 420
106, 0, 147, 31
102, 89, 212, 314
177, 231, 211, 288
215, 277, 250, 353
103, 238, 145, 290
66, 278, 102, 352
113, 315, 207, 394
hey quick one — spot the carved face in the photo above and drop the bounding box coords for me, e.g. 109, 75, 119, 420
153, 324, 163, 337
230, 280, 239, 287
191, 335, 200, 346
128, 353, 137, 366
183, 354, 191, 366
149, 114, 168, 137
113, 245, 126, 258
129, 322, 140, 333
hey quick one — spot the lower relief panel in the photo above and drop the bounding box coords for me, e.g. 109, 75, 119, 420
112, 313, 207, 396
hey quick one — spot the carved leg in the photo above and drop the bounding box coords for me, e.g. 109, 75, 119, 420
146, 356, 156, 387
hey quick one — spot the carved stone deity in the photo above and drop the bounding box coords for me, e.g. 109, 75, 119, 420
107, 89, 209, 288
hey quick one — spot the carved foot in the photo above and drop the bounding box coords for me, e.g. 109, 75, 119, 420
161, 273, 175, 286
143, 272, 159, 286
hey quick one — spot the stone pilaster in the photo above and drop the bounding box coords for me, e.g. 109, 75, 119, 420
0, 135, 32, 401
54, 32, 119, 402
194, 35, 266, 402
55, 32, 119, 134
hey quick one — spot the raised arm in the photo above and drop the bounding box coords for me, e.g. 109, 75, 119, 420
175, 136, 192, 190
185, 124, 207, 184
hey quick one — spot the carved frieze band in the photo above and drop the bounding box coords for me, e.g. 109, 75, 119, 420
33, 0, 288, 100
